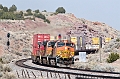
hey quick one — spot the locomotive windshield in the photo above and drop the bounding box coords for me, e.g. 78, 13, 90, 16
57, 42, 65, 47
48, 42, 52, 47
48, 41, 55, 47
66, 43, 74, 47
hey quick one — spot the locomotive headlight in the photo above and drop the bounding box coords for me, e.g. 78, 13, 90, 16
65, 47, 67, 50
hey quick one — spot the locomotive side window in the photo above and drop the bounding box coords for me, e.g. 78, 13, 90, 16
48, 42, 52, 47
57, 42, 65, 47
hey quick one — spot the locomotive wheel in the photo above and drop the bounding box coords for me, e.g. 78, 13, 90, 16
42, 58, 47, 64
36, 57, 40, 64
50, 58, 57, 66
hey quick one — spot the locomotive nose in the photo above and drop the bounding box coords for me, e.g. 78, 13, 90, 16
65, 47, 70, 50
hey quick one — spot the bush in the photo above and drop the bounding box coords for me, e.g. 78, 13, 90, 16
44, 19, 50, 24
56, 7, 66, 13
3, 65, 12, 72
0, 54, 14, 64
116, 38, 120, 42
107, 53, 119, 63
2, 72, 16, 79
34, 13, 46, 20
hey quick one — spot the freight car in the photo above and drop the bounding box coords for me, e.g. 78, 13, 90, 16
31, 34, 75, 66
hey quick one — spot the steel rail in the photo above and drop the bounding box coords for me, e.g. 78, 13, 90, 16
15, 58, 120, 79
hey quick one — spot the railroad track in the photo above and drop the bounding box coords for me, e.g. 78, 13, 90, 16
15, 58, 120, 79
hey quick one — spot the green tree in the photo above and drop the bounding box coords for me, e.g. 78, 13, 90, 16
34, 13, 46, 20
56, 7, 66, 13
9, 4, 17, 12
0, 4, 3, 9
42, 10, 47, 12
26, 9, 32, 12
1, 12, 15, 19
3, 7, 8, 12
45, 19, 50, 24
26, 9, 33, 16
0, 10, 4, 18
34, 9, 39, 13
19, 11, 23, 16
15, 12, 24, 19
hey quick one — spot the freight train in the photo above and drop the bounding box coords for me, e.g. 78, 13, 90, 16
31, 34, 75, 66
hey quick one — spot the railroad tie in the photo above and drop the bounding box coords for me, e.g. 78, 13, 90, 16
26, 69, 30, 78
58, 73, 61, 79
50, 72, 52, 78
40, 71, 43, 78
22, 69, 27, 78
16, 70, 20, 78
54, 72, 57, 78
31, 71, 36, 78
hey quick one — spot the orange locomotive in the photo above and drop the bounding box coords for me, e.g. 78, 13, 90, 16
31, 34, 75, 66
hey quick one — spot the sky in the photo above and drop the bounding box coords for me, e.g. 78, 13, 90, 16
0, 0, 120, 31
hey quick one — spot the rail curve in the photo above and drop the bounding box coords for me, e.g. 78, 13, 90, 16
15, 58, 120, 79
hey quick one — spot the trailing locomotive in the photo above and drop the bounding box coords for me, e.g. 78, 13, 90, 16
31, 34, 75, 66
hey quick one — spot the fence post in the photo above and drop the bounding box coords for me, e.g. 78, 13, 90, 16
55, 71, 57, 78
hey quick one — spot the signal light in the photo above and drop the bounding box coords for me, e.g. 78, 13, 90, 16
7, 41, 10, 46
7, 33, 10, 38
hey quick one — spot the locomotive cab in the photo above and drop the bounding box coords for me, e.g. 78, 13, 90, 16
45, 41, 57, 56
55, 40, 75, 64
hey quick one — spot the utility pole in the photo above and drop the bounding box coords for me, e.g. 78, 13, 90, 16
99, 37, 102, 63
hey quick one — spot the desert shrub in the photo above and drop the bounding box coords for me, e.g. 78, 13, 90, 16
44, 19, 50, 24
0, 62, 3, 71
116, 38, 120, 42
3, 65, 12, 72
15, 52, 22, 56
2, 72, 16, 79
53, 12, 58, 15
0, 58, 3, 63
22, 48, 31, 52
107, 53, 119, 63
34, 13, 46, 20
1, 54, 14, 64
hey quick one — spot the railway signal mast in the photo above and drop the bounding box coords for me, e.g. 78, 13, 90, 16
7, 33, 10, 51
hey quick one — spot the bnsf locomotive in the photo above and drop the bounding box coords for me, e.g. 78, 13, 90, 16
31, 34, 75, 66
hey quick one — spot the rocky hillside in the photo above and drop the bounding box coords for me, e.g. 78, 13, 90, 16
0, 12, 120, 79
0, 12, 120, 57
